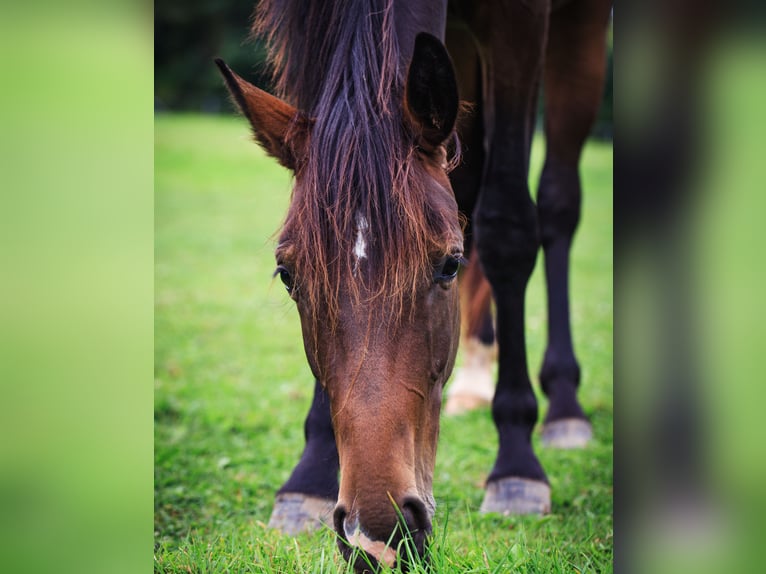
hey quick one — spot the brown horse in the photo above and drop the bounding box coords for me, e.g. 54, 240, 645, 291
216, 0, 611, 569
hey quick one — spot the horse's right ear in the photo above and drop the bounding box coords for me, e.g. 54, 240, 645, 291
215, 59, 309, 171
405, 33, 459, 151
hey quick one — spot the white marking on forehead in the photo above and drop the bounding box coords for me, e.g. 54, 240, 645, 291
354, 213, 368, 263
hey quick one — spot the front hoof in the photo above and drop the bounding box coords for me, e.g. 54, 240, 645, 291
267, 493, 335, 535
480, 477, 551, 515
541, 418, 592, 449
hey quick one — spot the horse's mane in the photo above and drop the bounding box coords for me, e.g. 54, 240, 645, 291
253, 0, 400, 113
254, 0, 460, 328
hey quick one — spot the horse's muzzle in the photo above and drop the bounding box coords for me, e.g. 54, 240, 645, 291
333, 496, 431, 572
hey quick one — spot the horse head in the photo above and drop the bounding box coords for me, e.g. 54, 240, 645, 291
218, 33, 462, 569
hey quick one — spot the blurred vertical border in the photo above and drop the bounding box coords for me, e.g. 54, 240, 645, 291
616, 1, 766, 573
1, 2, 153, 573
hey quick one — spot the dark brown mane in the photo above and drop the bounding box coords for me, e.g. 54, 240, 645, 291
254, 0, 461, 328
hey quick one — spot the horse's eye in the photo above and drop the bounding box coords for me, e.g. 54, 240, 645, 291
275, 265, 294, 293
442, 257, 460, 278
435, 255, 463, 283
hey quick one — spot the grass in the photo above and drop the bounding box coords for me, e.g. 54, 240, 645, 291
155, 112, 613, 573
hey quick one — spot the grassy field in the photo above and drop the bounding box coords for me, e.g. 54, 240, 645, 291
154, 113, 613, 573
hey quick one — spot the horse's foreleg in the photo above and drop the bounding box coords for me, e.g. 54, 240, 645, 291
267, 379, 338, 534
537, 0, 611, 448
470, 0, 551, 515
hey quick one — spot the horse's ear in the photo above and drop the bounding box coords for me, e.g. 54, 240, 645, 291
215, 59, 309, 171
405, 33, 459, 151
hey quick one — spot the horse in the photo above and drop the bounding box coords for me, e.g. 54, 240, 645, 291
216, 0, 611, 569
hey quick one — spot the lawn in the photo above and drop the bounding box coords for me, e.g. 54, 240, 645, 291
154, 112, 613, 573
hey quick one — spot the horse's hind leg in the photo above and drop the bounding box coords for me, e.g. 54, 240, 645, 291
537, 0, 611, 448
444, 23, 496, 416
267, 379, 338, 534
445, 261, 496, 415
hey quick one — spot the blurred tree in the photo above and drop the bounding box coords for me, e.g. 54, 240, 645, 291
155, 0, 270, 112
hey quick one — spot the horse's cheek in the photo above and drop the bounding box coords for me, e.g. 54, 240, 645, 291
425, 286, 460, 383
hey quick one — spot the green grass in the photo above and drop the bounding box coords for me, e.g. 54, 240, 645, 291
155, 113, 613, 573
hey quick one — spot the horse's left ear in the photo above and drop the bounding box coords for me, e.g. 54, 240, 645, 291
405, 33, 459, 151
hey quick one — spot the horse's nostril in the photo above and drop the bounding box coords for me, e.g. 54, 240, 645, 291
396, 497, 432, 570
401, 497, 431, 535
333, 505, 348, 539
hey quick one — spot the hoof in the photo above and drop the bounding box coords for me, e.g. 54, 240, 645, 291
541, 418, 592, 449
480, 478, 551, 515
267, 493, 336, 535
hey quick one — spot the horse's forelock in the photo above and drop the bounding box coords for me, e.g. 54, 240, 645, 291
259, 0, 459, 334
